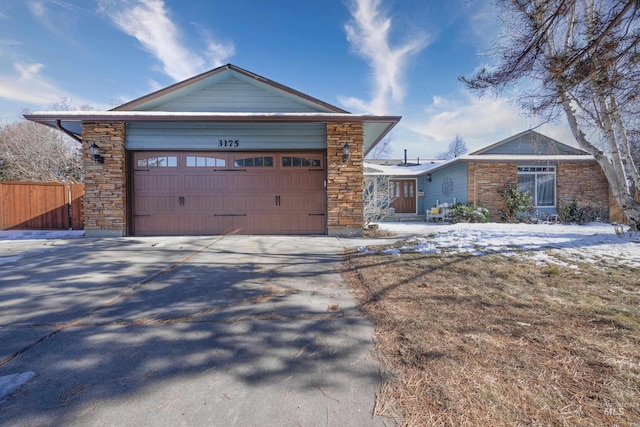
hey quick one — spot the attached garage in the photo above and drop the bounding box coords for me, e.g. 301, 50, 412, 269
25, 64, 400, 237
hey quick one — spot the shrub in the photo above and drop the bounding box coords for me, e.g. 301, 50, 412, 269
558, 200, 607, 224
450, 203, 490, 223
497, 183, 532, 222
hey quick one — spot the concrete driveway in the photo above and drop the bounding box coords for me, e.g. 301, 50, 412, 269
0, 235, 387, 426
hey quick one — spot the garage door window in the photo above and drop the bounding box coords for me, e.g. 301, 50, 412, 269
186, 156, 226, 167
234, 156, 274, 167
282, 156, 321, 167
137, 156, 178, 167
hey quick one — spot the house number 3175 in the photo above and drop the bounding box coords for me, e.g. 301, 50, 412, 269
219, 139, 239, 147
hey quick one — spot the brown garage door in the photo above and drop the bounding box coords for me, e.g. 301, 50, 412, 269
132, 151, 326, 236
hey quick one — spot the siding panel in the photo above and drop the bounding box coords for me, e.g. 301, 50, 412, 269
424, 163, 467, 213
127, 122, 327, 150
149, 77, 320, 113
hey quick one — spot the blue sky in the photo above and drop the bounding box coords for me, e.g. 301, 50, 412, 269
0, 0, 572, 158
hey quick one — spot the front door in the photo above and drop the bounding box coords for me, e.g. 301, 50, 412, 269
390, 179, 416, 214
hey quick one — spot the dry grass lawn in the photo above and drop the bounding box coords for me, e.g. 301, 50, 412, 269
345, 245, 640, 426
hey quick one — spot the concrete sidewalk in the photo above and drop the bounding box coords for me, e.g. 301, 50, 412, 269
0, 235, 388, 426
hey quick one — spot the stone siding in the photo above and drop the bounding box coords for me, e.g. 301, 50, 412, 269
82, 122, 127, 237
326, 122, 364, 237
557, 161, 610, 221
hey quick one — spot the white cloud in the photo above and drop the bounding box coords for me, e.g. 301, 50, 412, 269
0, 62, 67, 105
392, 92, 575, 158
390, 93, 526, 157
342, 0, 429, 115
99, 0, 235, 82
416, 94, 525, 145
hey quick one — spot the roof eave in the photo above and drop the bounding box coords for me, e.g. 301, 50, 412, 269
24, 111, 400, 122
23, 112, 402, 139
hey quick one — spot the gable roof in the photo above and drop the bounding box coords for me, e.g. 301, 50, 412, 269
365, 130, 595, 178
24, 64, 400, 153
112, 64, 348, 114
470, 129, 587, 156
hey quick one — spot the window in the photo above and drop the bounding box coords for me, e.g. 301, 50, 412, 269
137, 156, 177, 167
517, 166, 556, 207
392, 181, 401, 198
186, 156, 226, 167
282, 156, 321, 167
234, 156, 274, 167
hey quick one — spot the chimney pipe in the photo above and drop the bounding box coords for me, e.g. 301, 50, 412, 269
404, 149, 407, 165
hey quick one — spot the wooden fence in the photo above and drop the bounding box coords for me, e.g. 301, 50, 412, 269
0, 182, 84, 230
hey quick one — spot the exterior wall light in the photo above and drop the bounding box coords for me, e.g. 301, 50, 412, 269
426, 174, 432, 182
89, 142, 104, 164
342, 143, 351, 163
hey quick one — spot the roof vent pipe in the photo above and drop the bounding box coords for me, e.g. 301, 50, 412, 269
417, 157, 420, 165
404, 149, 407, 165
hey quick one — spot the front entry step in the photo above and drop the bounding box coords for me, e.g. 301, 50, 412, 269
382, 214, 426, 222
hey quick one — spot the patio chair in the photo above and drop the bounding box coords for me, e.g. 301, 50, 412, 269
426, 203, 451, 223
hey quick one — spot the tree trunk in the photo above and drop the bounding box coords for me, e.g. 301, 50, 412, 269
559, 90, 640, 230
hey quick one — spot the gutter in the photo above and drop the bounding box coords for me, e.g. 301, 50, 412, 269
26, 112, 401, 124
55, 120, 82, 143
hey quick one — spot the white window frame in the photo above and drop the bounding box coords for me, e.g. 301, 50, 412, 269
517, 165, 556, 207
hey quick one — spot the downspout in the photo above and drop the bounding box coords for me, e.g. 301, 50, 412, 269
55, 120, 83, 143
473, 163, 477, 208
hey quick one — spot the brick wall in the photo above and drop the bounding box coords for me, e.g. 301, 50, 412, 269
82, 122, 127, 237
326, 122, 364, 237
468, 160, 611, 222
557, 161, 610, 221
467, 162, 518, 222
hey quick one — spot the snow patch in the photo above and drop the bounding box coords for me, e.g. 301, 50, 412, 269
366, 222, 640, 268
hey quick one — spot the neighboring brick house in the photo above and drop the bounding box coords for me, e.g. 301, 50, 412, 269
25, 64, 399, 237
365, 130, 613, 222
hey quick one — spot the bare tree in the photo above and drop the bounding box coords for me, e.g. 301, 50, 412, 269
363, 175, 391, 226
1, 97, 85, 182
438, 134, 469, 160
49, 96, 94, 112
366, 135, 392, 160
461, 0, 640, 229
0, 120, 82, 182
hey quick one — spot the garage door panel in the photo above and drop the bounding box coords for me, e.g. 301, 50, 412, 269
277, 172, 324, 190
134, 174, 180, 191
135, 196, 179, 212
186, 196, 231, 211
133, 151, 325, 235
282, 201, 325, 213
231, 174, 276, 191
183, 174, 227, 191
231, 194, 275, 211
135, 215, 183, 236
